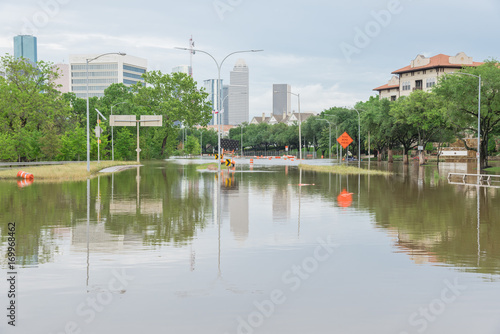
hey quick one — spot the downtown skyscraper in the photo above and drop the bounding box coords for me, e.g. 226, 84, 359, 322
272, 84, 291, 116
228, 59, 249, 125
13, 35, 37, 64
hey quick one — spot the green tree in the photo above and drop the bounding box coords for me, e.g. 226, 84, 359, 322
433, 60, 500, 168
40, 122, 61, 160
58, 126, 86, 161
0, 55, 70, 161
132, 71, 212, 157
185, 135, 201, 155
0, 132, 16, 161
199, 128, 218, 154
355, 97, 395, 161
114, 128, 136, 160
321, 107, 360, 159
302, 116, 327, 155
390, 90, 448, 164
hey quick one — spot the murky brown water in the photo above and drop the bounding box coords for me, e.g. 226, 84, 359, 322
1, 160, 500, 334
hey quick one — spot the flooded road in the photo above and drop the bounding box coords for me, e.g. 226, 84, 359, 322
1, 160, 500, 334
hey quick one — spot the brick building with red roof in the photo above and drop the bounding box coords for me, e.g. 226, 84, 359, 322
373, 52, 483, 100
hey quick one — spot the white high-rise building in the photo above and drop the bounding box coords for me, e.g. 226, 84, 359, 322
228, 59, 249, 125
172, 65, 191, 75
273, 84, 291, 116
69, 54, 147, 98
204, 79, 223, 126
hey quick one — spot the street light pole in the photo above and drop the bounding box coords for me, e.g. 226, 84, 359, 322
297, 93, 302, 160
86, 52, 126, 172
110, 101, 129, 161
318, 118, 331, 160
175, 47, 263, 172
275, 90, 302, 160
352, 108, 361, 168
241, 125, 244, 157
325, 115, 338, 162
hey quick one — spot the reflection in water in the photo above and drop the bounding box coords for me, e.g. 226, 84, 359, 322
17, 178, 34, 188
477, 185, 480, 267
337, 189, 353, 208
1, 161, 500, 333
1, 162, 499, 277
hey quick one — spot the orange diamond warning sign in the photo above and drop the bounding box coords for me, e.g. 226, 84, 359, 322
337, 132, 353, 149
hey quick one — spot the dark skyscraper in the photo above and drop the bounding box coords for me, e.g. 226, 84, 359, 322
273, 84, 291, 116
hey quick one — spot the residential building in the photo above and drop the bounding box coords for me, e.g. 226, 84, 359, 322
203, 79, 223, 125
250, 112, 315, 125
283, 112, 315, 126
52, 63, 70, 93
228, 59, 249, 125
69, 54, 147, 98
373, 52, 483, 100
14, 35, 37, 64
273, 84, 291, 116
250, 113, 271, 125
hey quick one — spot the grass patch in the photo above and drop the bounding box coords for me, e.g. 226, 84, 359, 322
299, 164, 392, 175
0, 161, 140, 181
485, 166, 500, 172
195, 163, 218, 170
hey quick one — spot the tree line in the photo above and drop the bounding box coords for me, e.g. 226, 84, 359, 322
1, 55, 499, 168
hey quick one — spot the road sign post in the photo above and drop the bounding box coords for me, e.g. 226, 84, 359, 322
337, 132, 353, 163
109, 115, 163, 162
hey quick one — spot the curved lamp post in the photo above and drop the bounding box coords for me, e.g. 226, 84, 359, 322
275, 90, 302, 160
86, 52, 126, 172
175, 47, 263, 171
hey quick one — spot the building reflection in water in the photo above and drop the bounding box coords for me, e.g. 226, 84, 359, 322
273, 188, 291, 224
221, 170, 249, 242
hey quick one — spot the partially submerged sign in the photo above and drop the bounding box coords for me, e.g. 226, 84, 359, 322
337, 132, 353, 149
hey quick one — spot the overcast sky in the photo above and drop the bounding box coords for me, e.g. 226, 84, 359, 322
1, 0, 499, 119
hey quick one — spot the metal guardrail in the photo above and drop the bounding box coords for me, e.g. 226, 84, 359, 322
447, 172, 500, 188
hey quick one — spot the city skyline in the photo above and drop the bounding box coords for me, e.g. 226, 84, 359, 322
0, 1, 498, 118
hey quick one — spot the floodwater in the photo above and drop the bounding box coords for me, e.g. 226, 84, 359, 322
1, 160, 500, 334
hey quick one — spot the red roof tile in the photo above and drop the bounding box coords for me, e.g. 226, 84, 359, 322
373, 84, 399, 91
392, 54, 483, 74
